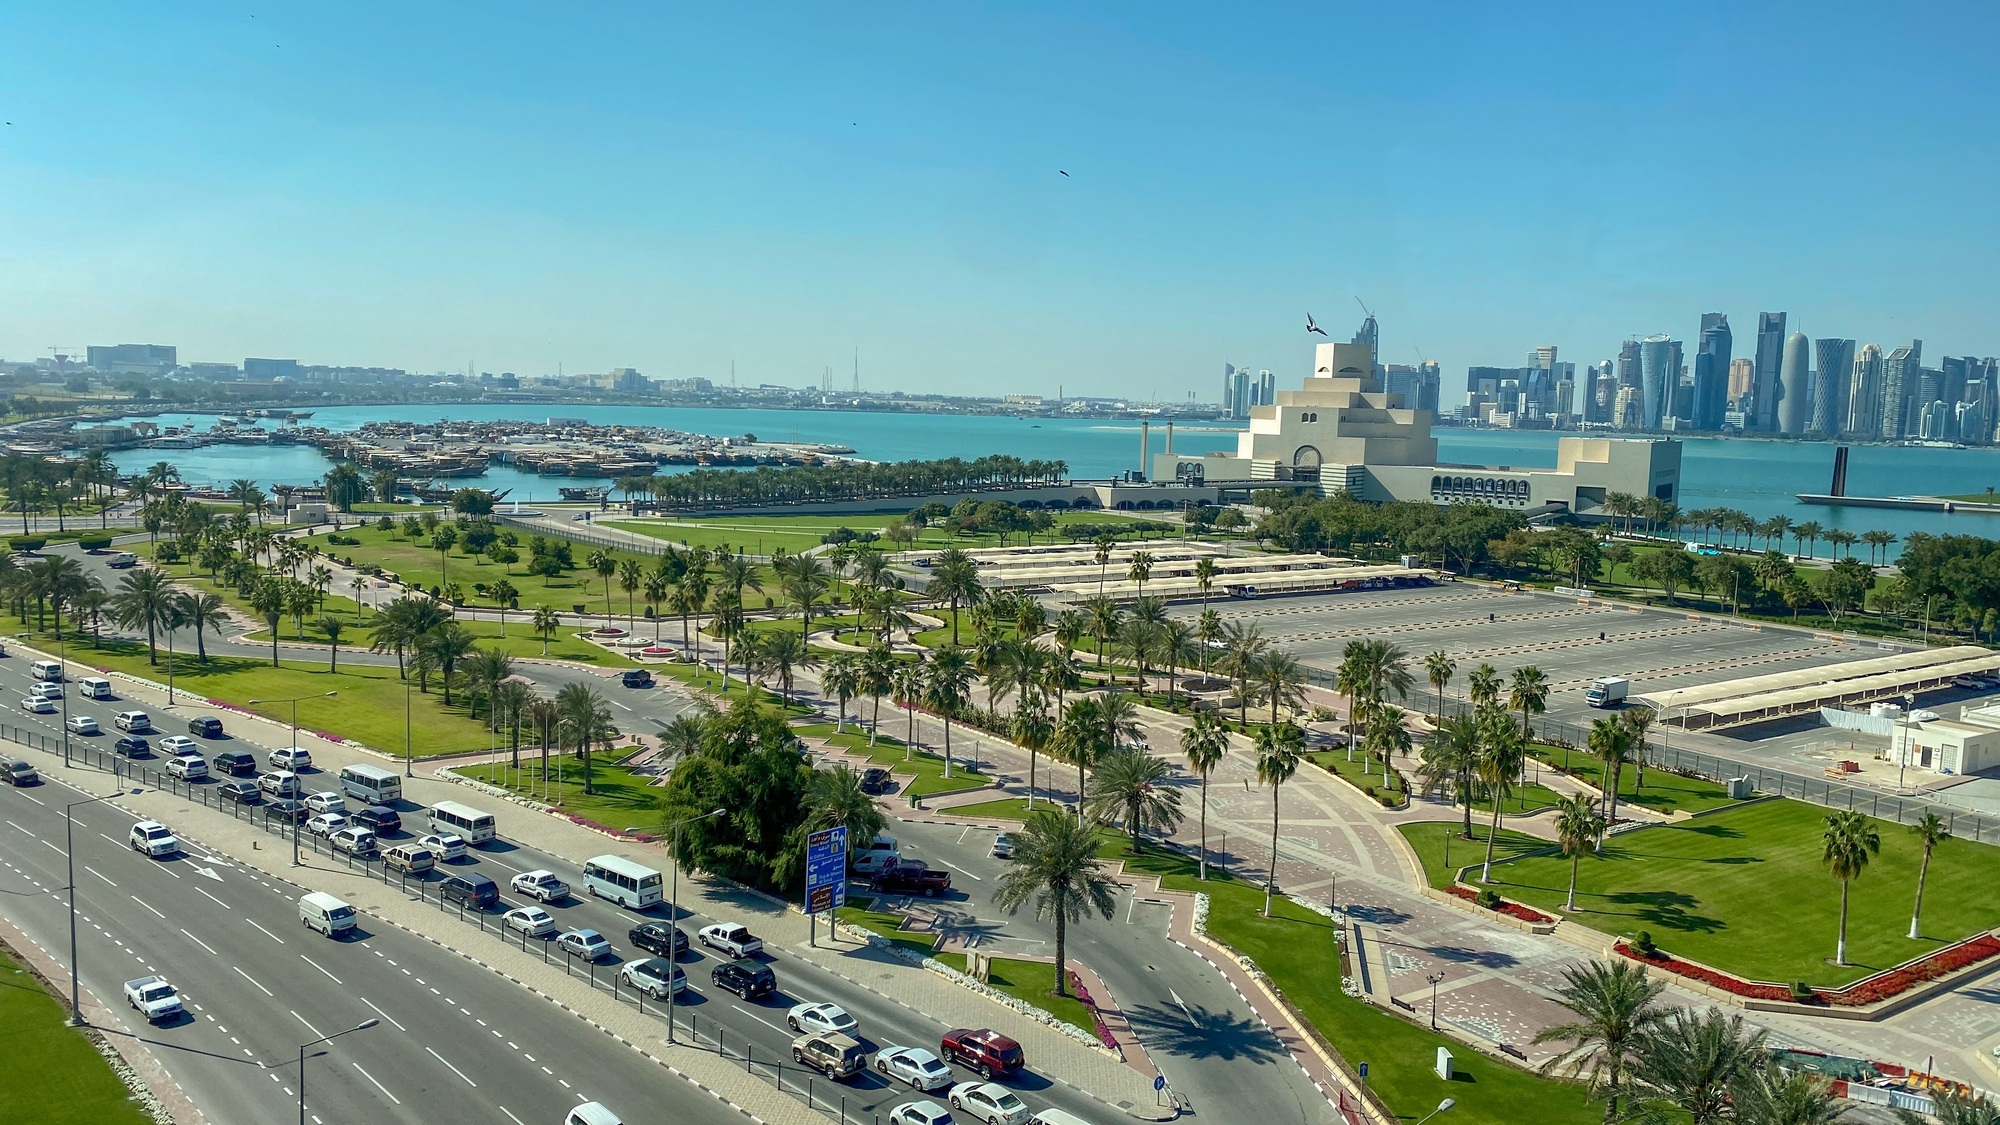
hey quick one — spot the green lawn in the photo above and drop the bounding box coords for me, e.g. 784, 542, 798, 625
937, 795, 1035, 820
1485, 798, 2000, 988
299, 524, 666, 617
838, 896, 943, 958
41, 635, 499, 759
0, 948, 154, 1125
1307, 750, 1405, 805
602, 510, 1168, 555
964, 955, 1097, 1035
792, 721, 988, 798
1396, 821, 1554, 889
1530, 745, 1740, 815
455, 760, 664, 832
1102, 838, 1601, 1125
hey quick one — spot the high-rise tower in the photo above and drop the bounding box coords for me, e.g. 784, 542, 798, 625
1777, 331, 1812, 435
1692, 314, 1732, 431
1811, 339, 1855, 436
1846, 344, 1885, 439
1638, 335, 1679, 429
1881, 340, 1923, 438
1752, 312, 1787, 430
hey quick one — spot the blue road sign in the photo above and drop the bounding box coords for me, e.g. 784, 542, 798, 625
1153, 1074, 1166, 1092
1358, 1062, 1369, 1078
806, 825, 848, 915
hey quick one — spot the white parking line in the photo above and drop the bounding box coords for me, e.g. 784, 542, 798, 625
17, 793, 42, 805
197, 887, 228, 909
6, 820, 34, 837
232, 967, 274, 997
352, 1063, 400, 1105
359, 996, 406, 1032
933, 858, 981, 880
426, 1046, 478, 1087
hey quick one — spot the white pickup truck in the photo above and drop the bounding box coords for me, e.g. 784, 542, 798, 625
698, 922, 765, 959
124, 976, 183, 1023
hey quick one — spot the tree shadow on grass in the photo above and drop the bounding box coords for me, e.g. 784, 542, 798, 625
1676, 822, 1745, 838
1598, 889, 1725, 934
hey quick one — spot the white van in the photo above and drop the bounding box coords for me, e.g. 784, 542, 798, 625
1031, 1110, 1096, 1125
114, 711, 151, 733
299, 892, 356, 937
848, 834, 899, 876
79, 677, 114, 700
29, 659, 62, 682
565, 1103, 624, 1125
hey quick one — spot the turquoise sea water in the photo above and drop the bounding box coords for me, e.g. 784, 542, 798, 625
100, 404, 2000, 554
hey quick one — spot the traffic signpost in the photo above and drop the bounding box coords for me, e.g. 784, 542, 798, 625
805, 825, 848, 946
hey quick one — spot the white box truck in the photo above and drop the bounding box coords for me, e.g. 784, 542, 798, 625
1585, 677, 1629, 708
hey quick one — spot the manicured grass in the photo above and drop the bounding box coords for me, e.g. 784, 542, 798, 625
1530, 744, 1740, 815
1396, 821, 1554, 890
1466, 779, 1566, 818
0, 947, 154, 1125
1307, 749, 1405, 805
1484, 798, 2000, 988
1100, 838, 1601, 1125
299, 524, 664, 616
456, 759, 663, 832
937, 795, 1035, 820
792, 721, 988, 797
603, 510, 1164, 554
968, 955, 1097, 1035
35, 634, 498, 759
836, 896, 942, 959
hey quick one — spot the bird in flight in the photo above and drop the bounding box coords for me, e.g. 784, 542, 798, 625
1058, 170, 1068, 177
1306, 313, 1327, 336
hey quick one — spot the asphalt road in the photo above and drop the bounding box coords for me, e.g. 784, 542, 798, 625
0, 770, 750, 1125
885, 817, 1341, 1125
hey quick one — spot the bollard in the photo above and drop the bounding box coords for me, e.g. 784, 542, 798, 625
745, 1044, 752, 1074
806, 1075, 812, 1107
588, 962, 596, 989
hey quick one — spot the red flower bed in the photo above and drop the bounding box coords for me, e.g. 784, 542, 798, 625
1444, 884, 1555, 924
1613, 934, 2000, 1006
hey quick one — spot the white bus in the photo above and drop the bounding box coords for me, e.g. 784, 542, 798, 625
583, 855, 663, 910
427, 800, 497, 844
338, 764, 403, 806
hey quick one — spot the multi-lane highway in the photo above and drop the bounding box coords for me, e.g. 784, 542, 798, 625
0, 768, 750, 1125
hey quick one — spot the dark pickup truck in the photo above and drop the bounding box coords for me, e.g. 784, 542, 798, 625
869, 859, 951, 897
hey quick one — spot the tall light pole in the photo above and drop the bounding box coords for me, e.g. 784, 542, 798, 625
298, 1018, 378, 1124
404, 680, 413, 778
1415, 1098, 1456, 1125
664, 806, 726, 1045
1426, 971, 1446, 1030
66, 789, 144, 1024
248, 691, 338, 755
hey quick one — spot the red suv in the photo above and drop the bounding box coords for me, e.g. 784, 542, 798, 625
940, 1028, 1023, 1080
870, 859, 951, 897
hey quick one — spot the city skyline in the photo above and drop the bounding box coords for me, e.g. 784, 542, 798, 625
3, 4, 1997, 399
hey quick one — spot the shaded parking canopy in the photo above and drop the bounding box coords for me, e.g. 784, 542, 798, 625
1640, 645, 2000, 730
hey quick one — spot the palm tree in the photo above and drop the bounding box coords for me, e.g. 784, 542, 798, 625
1620, 705, 1657, 788
1820, 810, 1885, 971
556, 681, 619, 796
1180, 710, 1228, 879
1733, 1066, 1849, 1125
805, 764, 888, 850
1587, 717, 1634, 839
1509, 665, 1549, 740
753, 627, 818, 703
892, 662, 925, 757
1084, 748, 1183, 845
1083, 596, 1123, 676
419, 622, 478, 706
1622, 1007, 1766, 1125
822, 652, 861, 732
1252, 649, 1308, 727
1093, 535, 1114, 596
1158, 618, 1195, 710
318, 617, 346, 671
1253, 721, 1304, 917
1424, 650, 1456, 722
1908, 811, 1950, 939
109, 568, 177, 665
1861, 530, 1896, 567
1468, 663, 1501, 708
859, 643, 896, 746
617, 557, 644, 634
924, 647, 974, 777
1895, 1091, 2000, 1125
1532, 959, 1665, 1124
1477, 720, 1528, 881
1418, 712, 1483, 839
532, 605, 562, 656
493, 680, 533, 768
992, 809, 1118, 1000
777, 553, 832, 639
708, 590, 745, 691
175, 589, 229, 663
462, 647, 516, 728
1052, 697, 1106, 816
1553, 793, 1606, 911
1126, 551, 1153, 600
929, 548, 984, 644
1359, 701, 1412, 786
1193, 556, 1217, 616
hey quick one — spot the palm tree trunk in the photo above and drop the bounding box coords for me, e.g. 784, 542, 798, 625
1911, 849, 1932, 939
870, 692, 882, 746
1481, 800, 1503, 882
1053, 910, 1069, 998
1837, 878, 1850, 965
1264, 784, 1280, 917
1566, 851, 1579, 911
1603, 762, 1623, 841
941, 716, 952, 778
1198, 776, 1209, 880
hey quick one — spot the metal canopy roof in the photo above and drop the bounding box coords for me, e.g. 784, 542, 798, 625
1632, 646, 1989, 712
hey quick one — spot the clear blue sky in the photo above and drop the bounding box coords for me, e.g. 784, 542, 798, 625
2, 2, 1993, 399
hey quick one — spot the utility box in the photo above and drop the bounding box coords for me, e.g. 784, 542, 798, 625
1727, 777, 1753, 800
1435, 1047, 1455, 1081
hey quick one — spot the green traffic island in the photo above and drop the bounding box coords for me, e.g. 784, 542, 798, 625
1610, 928, 2000, 1011
1096, 834, 1604, 1125
452, 758, 668, 837
1527, 743, 1743, 816
1307, 749, 1409, 809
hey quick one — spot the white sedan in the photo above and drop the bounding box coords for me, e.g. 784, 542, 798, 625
556, 928, 614, 961
948, 1082, 1030, 1125
786, 1001, 858, 1037
888, 1102, 955, 1125
504, 906, 557, 939
875, 1045, 953, 1092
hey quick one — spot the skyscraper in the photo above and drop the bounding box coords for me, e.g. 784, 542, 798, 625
1228, 365, 1252, 420
1692, 313, 1732, 431
1777, 332, 1812, 435
1846, 344, 1885, 439
1752, 312, 1787, 430
1617, 339, 1641, 390
1811, 339, 1855, 436
1881, 340, 1922, 438
1257, 370, 1276, 407
1223, 363, 1237, 414
1727, 358, 1754, 405
1638, 334, 1679, 429
1351, 314, 1380, 380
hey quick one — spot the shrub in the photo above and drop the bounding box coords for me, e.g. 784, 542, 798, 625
77, 534, 113, 551
1475, 888, 1501, 911
1789, 980, 1814, 1004
1633, 930, 1657, 957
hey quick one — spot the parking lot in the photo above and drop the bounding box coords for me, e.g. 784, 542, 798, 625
1176, 582, 1895, 725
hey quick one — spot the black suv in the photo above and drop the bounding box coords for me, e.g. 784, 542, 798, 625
620, 669, 654, 688
629, 922, 689, 958
440, 873, 499, 910
263, 798, 308, 825
211, 751, 258, 776
859, 768, 892, 794
352, 805, 401, 835
711, 958, 775, 999
188, 716, 225, 738
113, 736, 150, 758
217, 778, 261, 804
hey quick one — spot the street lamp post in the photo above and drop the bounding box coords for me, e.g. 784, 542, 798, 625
664, 806, 726, 1044
250, 693, 337, 866
1415, 1098, 1456, 1125
298, 1018, 378, 1124
1426, 972, 1446, 1031
66, 789, 144, 1024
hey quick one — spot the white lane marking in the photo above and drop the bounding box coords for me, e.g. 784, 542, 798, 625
292, 1010, 326, 1041
18, 793, 42, 805
299, 955, 342, 984
41, 838, 66, 855
235, 969, 275, 1002
359, 997, 405, 1032
741, 1010, 789, 1035
130, 895, 164, 919
426, 1046, 478, 1087
498, 1108, 525, 1125
933, 857, 981, 880
180, 929, 218, 955
246, 919, 286, 944
6, 820, 34, 837
352, 1063, 400, 1105
197, 887, 228, 909
84, 866, 116, 887
99, 833, 122, 847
